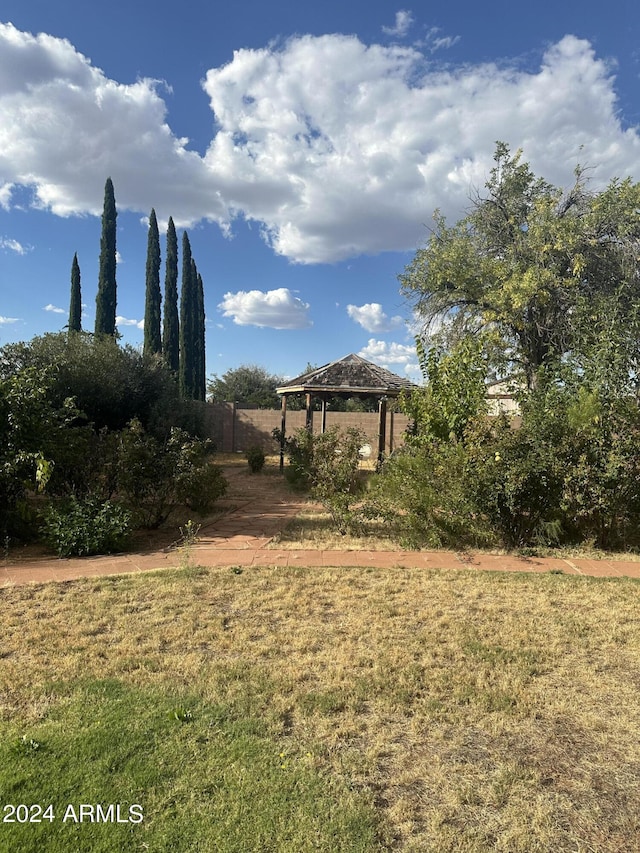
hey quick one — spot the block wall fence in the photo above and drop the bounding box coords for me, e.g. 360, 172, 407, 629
204, 402, 411, 455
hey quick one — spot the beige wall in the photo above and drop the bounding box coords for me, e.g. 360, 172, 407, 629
208, 402, 411, 454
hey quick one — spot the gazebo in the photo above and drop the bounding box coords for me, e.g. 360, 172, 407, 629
275, 353, 417, 469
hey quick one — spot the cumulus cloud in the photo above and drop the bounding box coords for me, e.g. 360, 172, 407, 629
0, 316, 20, 324
2, 22, 640, 264
347, 303, 404, 333
382, 10, 414, 38
0, 236, 28, 254
0, 22, 227, 226
116, 316, 144, 329
44, 303, 65, 314
203, 33, 640, 262
358, 338, 416, 368
218, 288, 311, 329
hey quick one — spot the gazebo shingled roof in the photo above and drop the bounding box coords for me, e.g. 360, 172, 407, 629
276, 353, 416, 397
275, 353, 417, 469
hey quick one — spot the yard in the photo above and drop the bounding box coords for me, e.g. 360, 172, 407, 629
1, 562, 638, 852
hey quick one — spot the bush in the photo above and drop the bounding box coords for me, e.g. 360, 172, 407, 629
464, 412, 566, 548
280, 427, 366, 533
246, 446, 266, 474
366, 442, 493, 549
464, 383, 640, 550
116, 420, 227, 528
0, 332, 208, 439
176, 461, 228, 515
42, 497, 131, 557
45, 426, 119, 500
0, 366, 61, 539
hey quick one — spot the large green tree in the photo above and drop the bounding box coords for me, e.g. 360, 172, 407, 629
94, 177, 118, 336
162, 216, 179, 372
400, 143, 640, 388
143, 209, 162, 356
179, 232, 196, 398
195, 269, 206, 402
68, 253, 82, 333
207, 365, 285, 408
177, 245, 207, 402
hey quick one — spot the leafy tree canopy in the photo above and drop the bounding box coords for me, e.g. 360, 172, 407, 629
0, 332, 206, 438
400, 142, 640, 388
207, 364, 284, 408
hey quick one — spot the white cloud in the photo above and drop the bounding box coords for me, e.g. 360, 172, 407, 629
116, 316, 144, 329
203, 33, 640, 262
1, 23, 640, 264
0, 183, 13, 210
0, 236, 28, 254
347, 303, 404, 333
358, 338, 416, 366
0, 316, 20, 324
419, 27, 461, 53
382, 10, 414, 38
218, 288, 311, 329
44, 303, 65, 314
0, 22, 227, 228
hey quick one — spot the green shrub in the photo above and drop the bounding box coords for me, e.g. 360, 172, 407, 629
116, 420, 227, 528
42, 497, 131, 557
366, 442, 493, 549
0, 332, 209, 440
176, 462, 228, 515
280, 427, 366, 533
246, 445, 266, 474
464, 412, 566, 548
464, 383, 640, 550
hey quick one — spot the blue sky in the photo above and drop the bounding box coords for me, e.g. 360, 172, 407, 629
1, 1, 639, 382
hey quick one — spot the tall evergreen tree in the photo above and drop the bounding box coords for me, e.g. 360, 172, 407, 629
162, 217, 179, 372
69, 252, 82, 332
196, 270, 206, 401
94, 177, 117, 336
179, 231, 196, 398
143, 208, 162, 356
189, 258, 199, 400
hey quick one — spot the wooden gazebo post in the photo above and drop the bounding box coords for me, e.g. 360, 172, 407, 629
305, 393, 313, 431
279, 393, 287, 473
321, 396, 328, 434
377, 396, 387, 464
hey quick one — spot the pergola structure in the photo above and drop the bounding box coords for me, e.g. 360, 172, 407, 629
275, 353, 417, 470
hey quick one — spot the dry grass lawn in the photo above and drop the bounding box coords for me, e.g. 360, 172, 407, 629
1, 563, 639, 851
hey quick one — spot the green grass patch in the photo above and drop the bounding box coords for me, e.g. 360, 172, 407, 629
1, 566, 639, 851
0, 679, 380, 853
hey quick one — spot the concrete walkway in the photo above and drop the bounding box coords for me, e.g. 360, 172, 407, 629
2, 467, 640, 586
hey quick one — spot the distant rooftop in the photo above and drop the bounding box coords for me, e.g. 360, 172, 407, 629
276, 353, 417, 397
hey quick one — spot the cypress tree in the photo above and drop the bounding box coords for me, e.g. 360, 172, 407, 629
69, 252, 82, 332
95, 177, 117, 336
196, 270, 206, 401
179, 231, 195, 398
190, 258, 199, 399
143, 208, 162, 356
162, 217, 179, 372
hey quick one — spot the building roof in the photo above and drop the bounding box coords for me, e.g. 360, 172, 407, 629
276, 353, 417, 397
